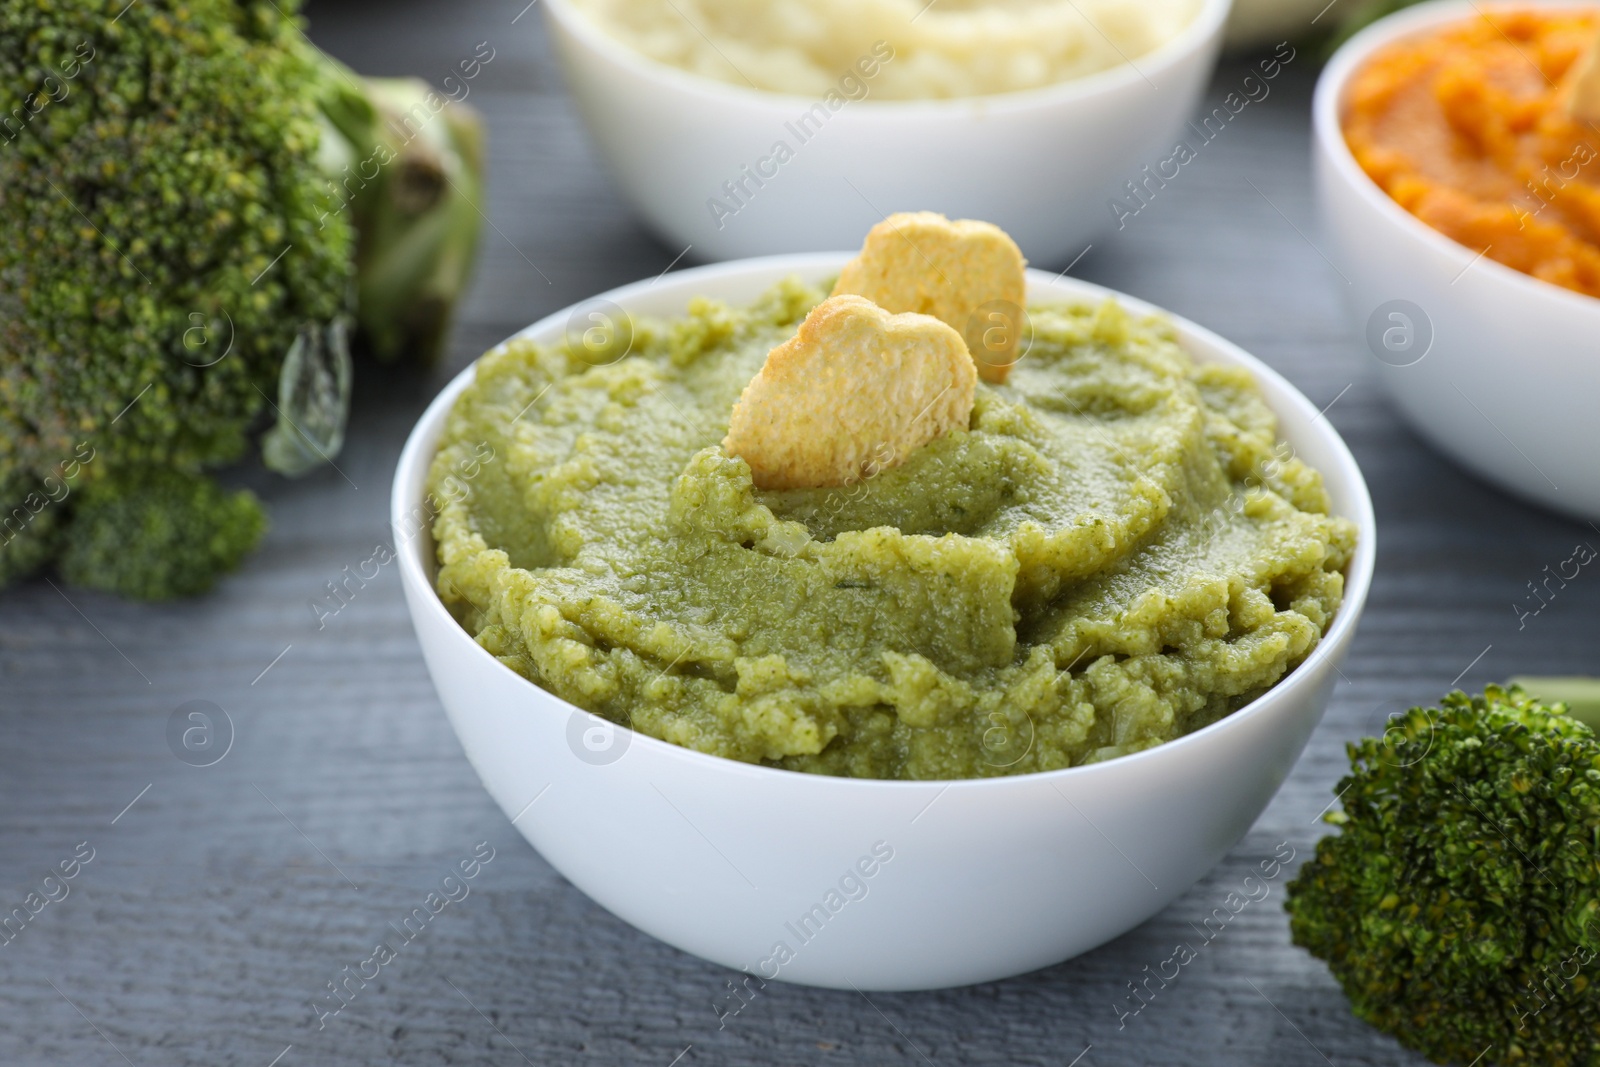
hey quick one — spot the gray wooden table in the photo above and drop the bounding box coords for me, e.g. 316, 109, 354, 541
4, 3, 1595, 1064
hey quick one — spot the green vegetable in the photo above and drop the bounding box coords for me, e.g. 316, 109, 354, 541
0, 0, 483, 599
1511, 677, 1600, 734
323, 71, 487, 366
0, 475, 67, 589
61, 467, 266, 601
1286, 685, 1600, 1067
1324, 0, 1426, 53
1227, 0, 1454, 56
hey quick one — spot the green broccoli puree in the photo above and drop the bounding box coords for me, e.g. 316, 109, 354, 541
429, 278, 1355, 779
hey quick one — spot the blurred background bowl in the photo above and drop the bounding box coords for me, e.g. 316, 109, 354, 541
1314, 0, 1600, 522
393, 253, 1375, 991
540, 0, 1232, 264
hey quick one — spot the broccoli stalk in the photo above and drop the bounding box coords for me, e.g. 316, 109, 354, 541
0, 0, 485, 599
318, 66, 487, 368
1286, 685, 1600, 1066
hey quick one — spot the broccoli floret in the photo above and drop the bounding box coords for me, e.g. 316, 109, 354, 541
0, 476, 66, 587
0, 0, 484, 600
1511, 677, 1600, 734
0, 0, 354, 479
1286, 685, 1600, 1066
60, 466, 266, 601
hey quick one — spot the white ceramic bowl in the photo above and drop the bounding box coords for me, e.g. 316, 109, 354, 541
393, 255, 1375, 991
1315, 0, 1600, 522
539, 0, 1231, 264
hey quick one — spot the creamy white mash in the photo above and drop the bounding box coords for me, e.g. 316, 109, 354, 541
568, 0, 1202, 99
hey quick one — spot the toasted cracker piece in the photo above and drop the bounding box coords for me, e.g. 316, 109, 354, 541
723, 295, 976, 491
833, 211, 1027, 384
1566, 25, 1600, 123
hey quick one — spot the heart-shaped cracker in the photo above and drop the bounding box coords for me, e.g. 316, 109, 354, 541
724, 294, 976, 491
833, 212, 1027, 384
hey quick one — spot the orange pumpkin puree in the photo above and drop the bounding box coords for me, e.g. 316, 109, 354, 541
1344, 9, 1600, 299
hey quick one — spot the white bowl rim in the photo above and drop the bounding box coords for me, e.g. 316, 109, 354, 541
393, 252, 1376, 794
541, 0, 1234, 115
1314, 0, 1600, 317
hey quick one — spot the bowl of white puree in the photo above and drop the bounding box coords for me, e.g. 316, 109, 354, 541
541, 0, 1233, 264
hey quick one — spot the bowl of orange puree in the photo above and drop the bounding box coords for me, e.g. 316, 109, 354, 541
1315, 0, 1600, 521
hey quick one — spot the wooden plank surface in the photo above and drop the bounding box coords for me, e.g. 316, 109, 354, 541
3, 2, 1596, 1064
